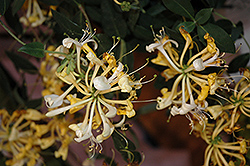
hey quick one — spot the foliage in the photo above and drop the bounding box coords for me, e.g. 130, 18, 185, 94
0, 0, 250, 165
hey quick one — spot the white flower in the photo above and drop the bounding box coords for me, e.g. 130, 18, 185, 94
93, 76, 111, 91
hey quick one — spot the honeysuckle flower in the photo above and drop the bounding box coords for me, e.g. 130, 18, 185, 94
194, 113, 247, 166
40, 46, 64, 96
44, 32, 145, 156
0, 109, 43, 166
19, 0, 47, 27
147, 26, 229, 130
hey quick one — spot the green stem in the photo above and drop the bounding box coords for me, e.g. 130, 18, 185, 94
0, 20, 26, 45
73, 0, 93, 33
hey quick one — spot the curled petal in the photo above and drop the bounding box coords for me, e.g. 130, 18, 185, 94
99, 99, 117, 118
93, 76, 111, 91
193, 58, 205, 71
86, 52, 103, 66
118, 75, 132, 93
44, 94, 63, 108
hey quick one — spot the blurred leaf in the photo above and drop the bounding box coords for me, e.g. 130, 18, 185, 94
101, 0, 127, 38
72, 11, 86, 28
147, 2, 166, 16
133, 25, 152, 41
52, 9, 83, 38
0, 0, 11, 16
112, 130, 136, 151
127, 10, 140, 30
4, 6, 23, 35
197, 23, 235, 53
206, 0, 226, 8
177, 21, 195, 33
18, 42, 45, 58
162, 0, 194, 20
5, 51, 38, 74
137, 103, 157, 115
231, 21, 243, 41
112, 130, 142, 164
215, 19, 232, 34
195, 8, 213, 24
85, 6, 102, 23
11, 0, 25, 15
228, 53, 250, 73
38, 0, 61, 5
0, 63, 18, 111
26, 98, 43, 109
94, 33, 112, 55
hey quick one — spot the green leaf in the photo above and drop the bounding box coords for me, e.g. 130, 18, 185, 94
5, 51, 38, 74
0, 0, 11, 16
11, 0, 25, 15
147, 2, 166, 16
133, 25, 152, 41
26, 98, 43, 109
101, 0, 127, 38
162, 0, 194, 20
127, 10, 140, 30
85, 6, 102, 23
197, 23, 235, 53
231, 21, 243, 41
112, 130, 136, 151
4, 6, 23, 35
227, 53, 250, 73
52, 9, 83, 38
195, 8, 213, 24
215, 19, 233, 34
177, 21, 195, 33
0, 63, 18, 111
18, 42, 45, 58
94, 33, 113, 55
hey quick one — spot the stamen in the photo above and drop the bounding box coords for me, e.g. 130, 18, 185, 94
108, 37, 120, 54
128, 58, 149, 76
134, 74, 157, 85
131, 99, 157, 103
117, 44, 139, 62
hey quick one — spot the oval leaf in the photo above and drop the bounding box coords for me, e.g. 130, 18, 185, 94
228, 53, 250, 73
52, 9, 83, 38
195, 8, 213, 24
101, 0, 127, 38
197, 23, 235, 53
18, 42, 45, 58
162, 0, 194, 20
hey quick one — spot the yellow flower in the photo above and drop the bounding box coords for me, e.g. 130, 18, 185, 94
44, 30, 145, 155
194, 113, 247, 166
0, 109, 43, 166
19, 0, 47, 27
147, 27, 227, 130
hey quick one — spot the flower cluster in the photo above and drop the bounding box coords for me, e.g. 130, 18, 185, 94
44, 26, 145, 155
19, 0, 56, 27
146, 26, 226, 130
146, 26, 249, 165
0, 109, 75, 165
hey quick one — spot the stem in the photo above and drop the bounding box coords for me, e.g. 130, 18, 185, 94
0, 20, 26, 45
73, 0, 93, 33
